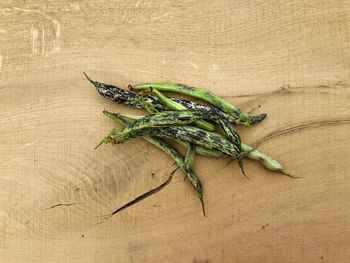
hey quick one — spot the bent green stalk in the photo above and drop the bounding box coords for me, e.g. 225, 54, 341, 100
131, 82, 266, 127
115, 113, 295, 177
103, 111, 206, 215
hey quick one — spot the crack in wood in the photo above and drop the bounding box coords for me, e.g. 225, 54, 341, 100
44, 203, 80, 210
253, 118, 350, 148
100, 166, 180, 222
221, 84, 350, 99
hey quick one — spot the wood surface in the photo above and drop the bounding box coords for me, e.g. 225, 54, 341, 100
1, 1, 350, 262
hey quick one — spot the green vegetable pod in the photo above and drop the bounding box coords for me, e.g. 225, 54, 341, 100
132, 82, 266, 127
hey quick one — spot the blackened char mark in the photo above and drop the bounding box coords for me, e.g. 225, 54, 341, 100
160, 127, 179, 138
209, 134, 224, 146
177, 116, 194, 122
187, 129, 207, 142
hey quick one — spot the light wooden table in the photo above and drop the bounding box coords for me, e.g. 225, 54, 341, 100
1, 1, 350, 262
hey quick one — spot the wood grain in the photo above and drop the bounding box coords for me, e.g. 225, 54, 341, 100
1, 0, 350, 262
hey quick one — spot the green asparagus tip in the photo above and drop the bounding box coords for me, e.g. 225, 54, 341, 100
282, 170, 301, 179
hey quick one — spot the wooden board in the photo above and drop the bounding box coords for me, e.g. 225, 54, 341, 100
1, 1, 350, 262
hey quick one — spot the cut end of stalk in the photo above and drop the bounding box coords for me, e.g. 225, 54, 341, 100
128, 84, 134, 91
